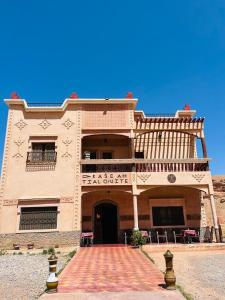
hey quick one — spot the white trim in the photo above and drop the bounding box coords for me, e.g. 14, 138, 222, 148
5, 98, 138, 112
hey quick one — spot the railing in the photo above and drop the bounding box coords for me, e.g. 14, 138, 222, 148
145, 113, 175, 117
81, 159, 209, 173
27, 102, 62, 107
26, 151, 57, 163
136, 162, 209, 172
82, 164, 132, 173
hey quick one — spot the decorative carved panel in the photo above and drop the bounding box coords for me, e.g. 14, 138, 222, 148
62, 118, 74, 130
14, 119, 27, 130
39, 119, 51, 130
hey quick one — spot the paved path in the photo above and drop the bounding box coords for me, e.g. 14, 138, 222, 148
41, 246, 183, 299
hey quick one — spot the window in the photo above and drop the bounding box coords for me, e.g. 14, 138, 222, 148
152, 206, 185, 226
19, 207, 57, 230
135, 151, 144, 158
27, 143, 56, 163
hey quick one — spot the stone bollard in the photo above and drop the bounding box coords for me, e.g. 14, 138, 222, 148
46, 253, 58, 293
164, 250, 176, 290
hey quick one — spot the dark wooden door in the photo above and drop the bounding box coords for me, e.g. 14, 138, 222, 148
94, 203, 118, 244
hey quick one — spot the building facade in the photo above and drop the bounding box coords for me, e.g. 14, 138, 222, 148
0, 94, 220, 248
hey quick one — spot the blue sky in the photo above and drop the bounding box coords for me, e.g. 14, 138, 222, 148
0, 0, 225, 174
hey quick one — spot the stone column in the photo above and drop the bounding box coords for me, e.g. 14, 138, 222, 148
210, 194, 220, 242
133, 195, 139, 230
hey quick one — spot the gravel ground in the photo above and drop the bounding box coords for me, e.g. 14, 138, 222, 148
0, 253, 68, 300
149, 250, 225, 300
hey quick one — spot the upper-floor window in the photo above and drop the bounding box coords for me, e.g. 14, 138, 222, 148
27, 142, 57, 163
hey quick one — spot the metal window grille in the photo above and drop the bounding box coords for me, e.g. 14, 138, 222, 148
19, 207, 57, 230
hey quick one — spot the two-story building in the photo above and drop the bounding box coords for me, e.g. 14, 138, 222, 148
0, 93, 220, 248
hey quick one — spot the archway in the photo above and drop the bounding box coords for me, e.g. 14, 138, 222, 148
94, 202, 118, 244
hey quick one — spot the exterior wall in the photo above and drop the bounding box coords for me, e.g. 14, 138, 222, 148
139, 186, 201, 228
0, 98, 217, 247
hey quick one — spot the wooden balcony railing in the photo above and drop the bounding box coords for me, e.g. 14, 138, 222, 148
81, 158, 209, 173
26, 151, 57, 163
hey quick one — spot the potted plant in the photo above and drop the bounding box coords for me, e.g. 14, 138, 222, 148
131, 230, 147, 248
27, 242, 34, 250
13, 243, 20, 250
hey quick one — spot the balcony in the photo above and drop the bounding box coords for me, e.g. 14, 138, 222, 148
81, 158, 210, 173
26, 151, 57, 165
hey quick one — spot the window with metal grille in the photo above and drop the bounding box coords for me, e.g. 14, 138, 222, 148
19, 207, 57, 230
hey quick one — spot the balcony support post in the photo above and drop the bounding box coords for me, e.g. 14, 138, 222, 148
209, 194, 220, 242
133, 194, 139, 231
201, 137, 208, 158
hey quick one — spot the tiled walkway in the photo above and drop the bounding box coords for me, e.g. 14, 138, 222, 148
57, 246, 167, 293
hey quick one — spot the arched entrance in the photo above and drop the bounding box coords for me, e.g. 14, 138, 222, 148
94, 202, 118, 244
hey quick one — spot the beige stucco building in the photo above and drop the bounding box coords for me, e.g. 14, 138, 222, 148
0, 93, 220, 248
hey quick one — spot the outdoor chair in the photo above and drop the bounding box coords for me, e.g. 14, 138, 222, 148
219, 224, 225, 242
156, 230, 168, 244
173, 230, 185, 243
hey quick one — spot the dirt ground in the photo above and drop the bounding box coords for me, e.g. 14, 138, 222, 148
149, 250, 225, 300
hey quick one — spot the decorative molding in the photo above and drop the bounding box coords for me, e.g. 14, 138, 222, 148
62, 137, 73, 160
62, 118, 74, 130
13, 137, 24, 159
60, 197, 73, 203
3, 199, 18, 206
129, 110, 134, 129
73, 109, 82, 230
14, 119, 27, 130
0, 109, 14, 223
137, 173, 151, 183
131, 173, 136, 184
192, 174, 205, 183
39, 119, 51, 130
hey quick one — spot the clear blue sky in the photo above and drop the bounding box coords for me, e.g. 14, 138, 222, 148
0, 0, 225, 174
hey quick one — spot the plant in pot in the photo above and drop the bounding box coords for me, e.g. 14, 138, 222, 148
131, 230, 147, 248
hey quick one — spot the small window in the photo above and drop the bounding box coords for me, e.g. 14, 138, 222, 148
27, 143, 56, 163
19, 207, 57, 230
152, 206, 185, 226
135, 151, 144, 159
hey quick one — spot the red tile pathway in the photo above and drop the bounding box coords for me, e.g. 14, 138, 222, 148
57, 246, 166, 293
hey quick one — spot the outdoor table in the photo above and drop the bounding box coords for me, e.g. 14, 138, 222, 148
81, 232, 94, 247
181, 229, 197, 243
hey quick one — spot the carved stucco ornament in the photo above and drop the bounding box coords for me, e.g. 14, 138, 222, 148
137, 173, 151, 183
13, 137, 24, 159
62, 138, 73, 160
167, 174, 176, 183
62, 118, 74, 130
192, 174, 205, 183
39, 119, 52, 130
15, 119, 27, 130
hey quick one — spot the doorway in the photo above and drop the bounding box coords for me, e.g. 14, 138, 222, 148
94, 202, 118, 244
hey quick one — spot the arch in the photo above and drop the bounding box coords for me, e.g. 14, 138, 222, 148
82, 133, 131, 139
138, 185, 208, 196
134, 130, 199, 159
135, 129, 200, 139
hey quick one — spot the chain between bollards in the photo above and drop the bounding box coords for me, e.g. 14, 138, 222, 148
164, 250, 176, 290
46, 253, 58, 293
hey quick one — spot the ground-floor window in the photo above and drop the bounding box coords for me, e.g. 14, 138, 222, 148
152, 206, 185, 226
19, 206, 57, 230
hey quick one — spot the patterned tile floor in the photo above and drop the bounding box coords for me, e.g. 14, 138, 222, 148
57, 246, 166, 293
